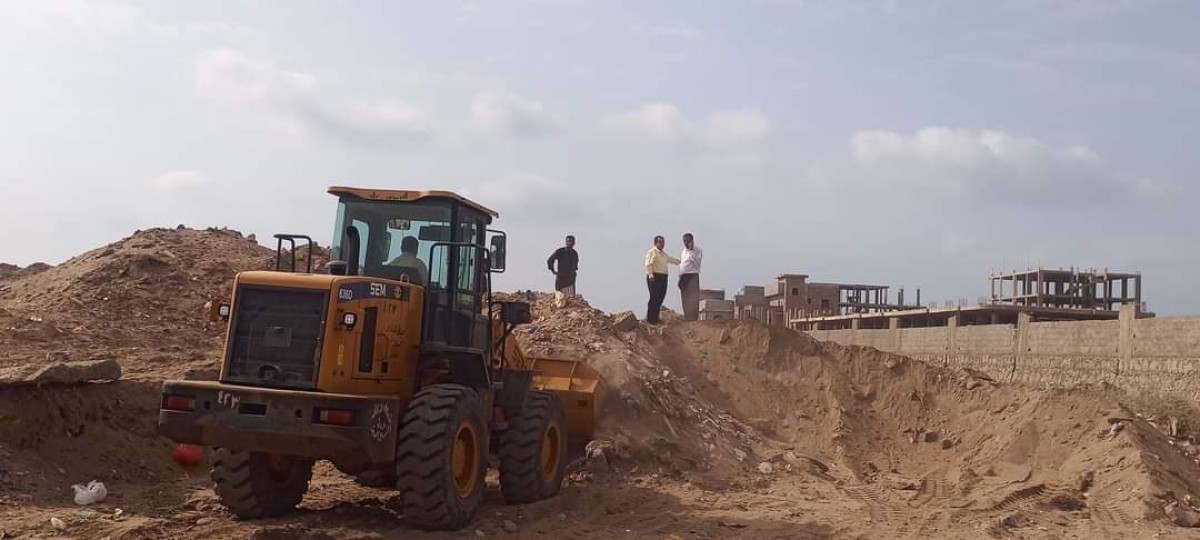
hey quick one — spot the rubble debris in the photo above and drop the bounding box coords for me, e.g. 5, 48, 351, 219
586, 439, 614, 472
612, 311, 638, 332
0, 359, 122, 387
1166, 500, 1200, 528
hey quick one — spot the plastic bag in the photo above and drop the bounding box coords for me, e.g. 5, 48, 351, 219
71, 480, 107, 505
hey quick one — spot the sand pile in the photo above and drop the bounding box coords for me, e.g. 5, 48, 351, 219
500, 293, 763, 485
0, 227, 328, 378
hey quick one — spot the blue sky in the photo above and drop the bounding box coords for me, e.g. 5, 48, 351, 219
2, 0, 1198, 315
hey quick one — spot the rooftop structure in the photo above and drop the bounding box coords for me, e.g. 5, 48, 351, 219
732, 274, 922, 327
990, 268, 1143, 312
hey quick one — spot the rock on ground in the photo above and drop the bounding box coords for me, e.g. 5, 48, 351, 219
0, 358, 122, 387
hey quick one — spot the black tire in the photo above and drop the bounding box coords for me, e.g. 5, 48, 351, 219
352, 468, 397, 488
499, 391, 568, 504
395, 384, 488, 531
210, 448, 314, 519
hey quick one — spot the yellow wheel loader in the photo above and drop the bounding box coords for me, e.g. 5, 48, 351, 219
157, 186, 603, 531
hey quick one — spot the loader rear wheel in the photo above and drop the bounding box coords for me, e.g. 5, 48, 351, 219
395, 384, 487, 531
210, 448, 314, 519
499, 391, 568, 504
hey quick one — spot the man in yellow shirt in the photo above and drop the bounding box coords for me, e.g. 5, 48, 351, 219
644, 235, 680, 324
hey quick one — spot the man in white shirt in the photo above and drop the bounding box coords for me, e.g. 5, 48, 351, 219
644, 235, 679, 324
678, 233, 702, 321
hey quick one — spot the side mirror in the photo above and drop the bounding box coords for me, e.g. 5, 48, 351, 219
489, 235, 507, 273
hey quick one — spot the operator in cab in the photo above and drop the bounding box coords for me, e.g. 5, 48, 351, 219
387, 236, 429, 286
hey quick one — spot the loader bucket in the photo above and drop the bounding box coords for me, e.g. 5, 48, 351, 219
527, 357, 604, 447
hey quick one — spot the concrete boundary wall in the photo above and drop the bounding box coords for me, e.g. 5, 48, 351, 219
807, 306, 1200, 398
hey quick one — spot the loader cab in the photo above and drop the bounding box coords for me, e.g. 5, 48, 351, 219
327, 187, 506, 354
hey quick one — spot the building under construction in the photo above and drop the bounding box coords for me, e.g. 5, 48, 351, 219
989, 268, 1143, 311
719, 274, 922, 326
788, 268, 1152, 331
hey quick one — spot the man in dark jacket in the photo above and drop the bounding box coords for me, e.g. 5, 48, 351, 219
547, 235, 579, 296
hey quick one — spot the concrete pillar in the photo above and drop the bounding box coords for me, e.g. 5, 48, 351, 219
888, 316, 902, 353
947, 314, 958, 368
1013, 312, 1031, 383
1119, 303, 1135, 363
1037, 270, 1043, 307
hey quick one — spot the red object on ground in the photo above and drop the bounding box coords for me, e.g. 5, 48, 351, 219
172, 443, 205, 466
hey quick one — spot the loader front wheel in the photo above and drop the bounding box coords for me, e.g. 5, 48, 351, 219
395, 384, 487, 531
499, 391, 568, 504
352, 468, 397, 488
211, 448, 314, 519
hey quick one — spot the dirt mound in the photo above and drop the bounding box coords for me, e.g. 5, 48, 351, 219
651, 319, 1200, 535
505, 293, 1200, 534
0, 227, 328, 379
0, 380, 201, 537
502, 293, 763, 486
0, 262, 52, 284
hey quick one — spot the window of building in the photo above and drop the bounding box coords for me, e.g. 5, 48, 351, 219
791, 287, 799, 296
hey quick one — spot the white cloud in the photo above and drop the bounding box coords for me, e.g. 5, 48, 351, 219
701, 108, 772, 147
601, 103, 772, 149
195, 49, 444, 147
601, 102, 684, 140
342, 100, 432, 134
195, 49, 315, 106
471, 90, 562, 138
848, 126, 1155, 204
195, 51, 563, 147
147, 170, 209, 193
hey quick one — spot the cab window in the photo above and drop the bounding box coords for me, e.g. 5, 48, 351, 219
330, 199, 452, 286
